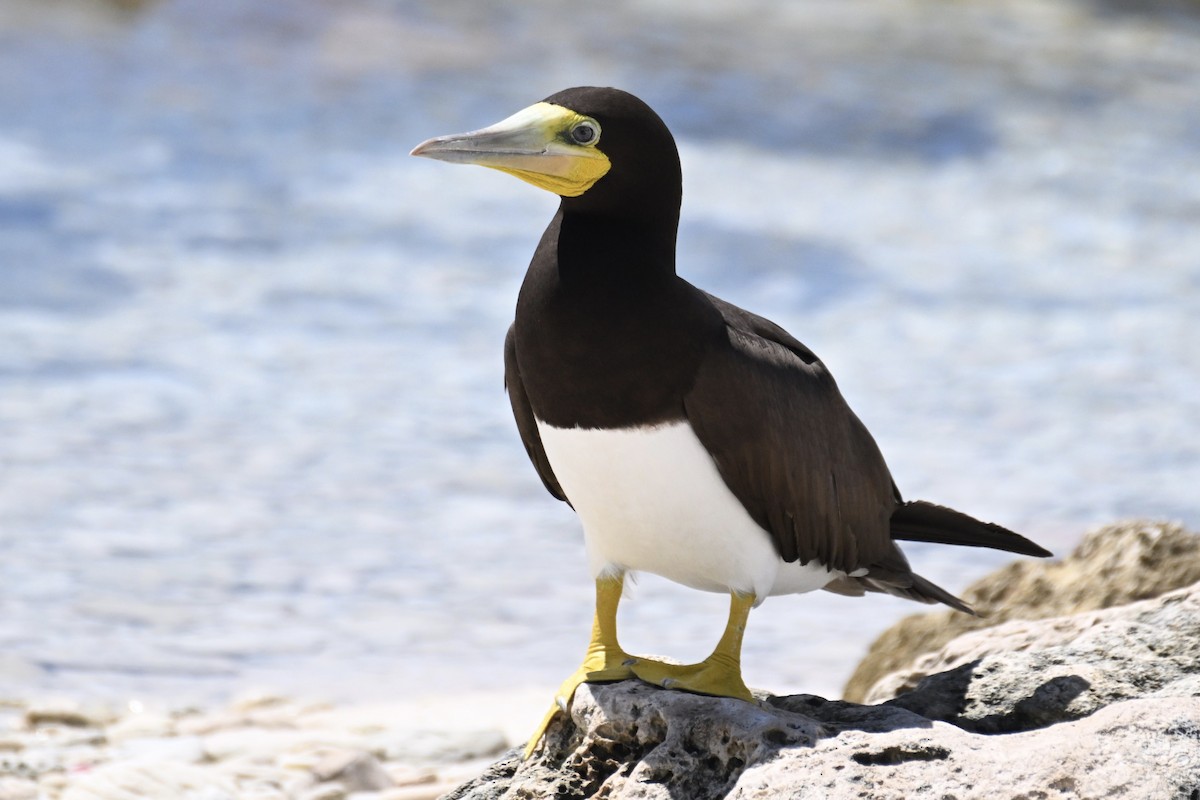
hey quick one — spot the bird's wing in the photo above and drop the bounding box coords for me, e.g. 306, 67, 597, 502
504, 324, 567, 503
682, 293, 897, 574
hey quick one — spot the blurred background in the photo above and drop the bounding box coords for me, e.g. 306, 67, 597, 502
0, 0, 1197, 712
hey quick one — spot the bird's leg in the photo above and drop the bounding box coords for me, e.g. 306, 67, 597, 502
630, 591, 755, 702
524, 574, 635, 758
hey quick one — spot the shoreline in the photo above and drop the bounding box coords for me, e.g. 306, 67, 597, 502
0, 688, 552, 800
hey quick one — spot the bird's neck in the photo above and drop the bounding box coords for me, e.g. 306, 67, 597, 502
515, 205, 717, 430
553, 207, 679, 291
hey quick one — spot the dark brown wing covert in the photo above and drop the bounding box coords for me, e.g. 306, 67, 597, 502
683, 294, 897, 574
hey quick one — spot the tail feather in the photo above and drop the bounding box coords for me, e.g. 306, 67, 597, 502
890, 501, 1052, 558
861, 572, 979, 616
835, 500, 1052, 614
906, 574, 978, 616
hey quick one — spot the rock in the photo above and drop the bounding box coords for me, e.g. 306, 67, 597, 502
38, 772, 69, 795
113, 734, 207, 764
105, 710, 176, 742
447, 684, 1200, 799
24, 700, 117, 729
447, 583, 1200, 799
0, 692, 504, 800
373, 787, 453, 800
238, 788, 290, 800
865, 581, 1200, 724
299, 783, 348, 800
60, 760, 238, 800
844, 519, 1200, 701
384, 764, 436, 787
201, 728, 351, 763
229, 692, 293, 714
374, 729, 508, 765
369, 786, 446, 800
1, 743, 81, 778
312, 750, 394, 792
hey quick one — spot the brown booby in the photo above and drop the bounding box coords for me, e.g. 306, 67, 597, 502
411, 87, 1051, 757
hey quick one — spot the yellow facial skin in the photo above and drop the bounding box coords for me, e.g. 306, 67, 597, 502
411, 102, 611, 198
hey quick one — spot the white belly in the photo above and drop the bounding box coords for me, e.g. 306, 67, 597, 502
536, 420, 841, 601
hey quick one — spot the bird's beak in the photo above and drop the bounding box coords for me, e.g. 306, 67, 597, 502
410, 102, 609, 197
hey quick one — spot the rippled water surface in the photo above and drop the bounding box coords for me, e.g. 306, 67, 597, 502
0, 0, 1198, 708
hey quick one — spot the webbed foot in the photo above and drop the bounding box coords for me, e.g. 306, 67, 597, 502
630, 655, 753, 702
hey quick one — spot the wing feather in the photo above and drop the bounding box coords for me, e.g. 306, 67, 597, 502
683, 294, 896, 574
504, 324, 567, 503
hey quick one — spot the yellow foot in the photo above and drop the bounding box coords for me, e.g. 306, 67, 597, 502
630, 657, 754, 702
523, 654, 636, 759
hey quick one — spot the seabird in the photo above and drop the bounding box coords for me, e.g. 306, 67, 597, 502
411, 87, 1051, 756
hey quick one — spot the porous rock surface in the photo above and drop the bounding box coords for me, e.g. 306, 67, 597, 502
446, 581, 1200, 799
867, 580, 1200, 724
844, 520, 1200, 702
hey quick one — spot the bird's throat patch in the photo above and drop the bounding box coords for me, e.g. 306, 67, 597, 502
489, 158, 610, 197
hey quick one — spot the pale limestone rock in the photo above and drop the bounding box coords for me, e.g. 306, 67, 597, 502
299, 782, 348, 800
104, 710, 175, 742
383, 764, 437, 787
202, 728, 349, 763
60, 760, 238, 800
447, 581, 1200, 799
737, 697, 1200, 800
867, 581, 1200, 728
174, 709, 247, 737
312, 749, 394, 792
446, 682, 1200, 800
372, 729, 507, 765
369, 786, 446, 800
112, 734, 205, 764
24, 700, 117, 729
229, 692, 293, 714
237, 788, 291, 800
0, 693, 502, 800
845, 520, 1200, 701
39, 772, 69, 795
374, 786, 455, 800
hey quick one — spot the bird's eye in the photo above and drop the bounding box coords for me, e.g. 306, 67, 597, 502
570, 121, 599, 145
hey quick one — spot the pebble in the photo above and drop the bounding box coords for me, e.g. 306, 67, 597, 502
0, 694, 505, 800
311, 751, 393, 791
24, 702, 116, 730
298, 785, 346, 800
104, 711, 175, 742
378, 728, 507, 764
113, 735, 206, 764
372, 788, 455, 800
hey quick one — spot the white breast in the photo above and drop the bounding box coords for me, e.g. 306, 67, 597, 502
536, 420, 840, 601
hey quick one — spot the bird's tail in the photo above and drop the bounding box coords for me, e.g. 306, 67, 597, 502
882, 573, 978, 616
890, 500, 1052, 558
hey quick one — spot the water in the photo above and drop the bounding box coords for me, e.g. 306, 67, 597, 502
0, 0, 1197, 709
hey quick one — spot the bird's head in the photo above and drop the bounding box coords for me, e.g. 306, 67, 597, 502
411, 87, 681, 221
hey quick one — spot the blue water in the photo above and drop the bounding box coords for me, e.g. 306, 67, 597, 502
0, 0, 1197, 708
